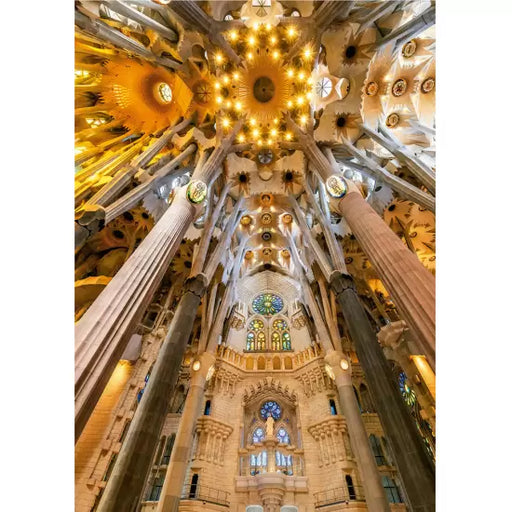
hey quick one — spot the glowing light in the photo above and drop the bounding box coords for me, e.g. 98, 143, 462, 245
300, 115, 307, 125
268, 138, 273, 145
238, 134, 246, 143
253, 22, 260, 30
306, 91, 312, 100
307, 76, 314, 85
257, 140, 263, 146
235, 101, 242, 111
285, 132, 292, 141
286, 68, 294, 78
248, 35, 256, 46
192, 360, 201, 371
265, 23, 272, 31
270, 128, 277, 137
287, 100, 293, 108
272, 50, 279, 60
273, 118, 279, 124
222, 118, 231, 128
216, 96, 222, 104
225, 100, 232, 108
215, 53, 223, 64
252, 128, 260, 138
296, 96, 304, 106
247, 51, 254, 60
298, 71, 305, 81
270, 35, 277, 45
287, 26, 297, 38
214, 81, 221, 90
229, 30, 238, 41
222, 75, 229, 84
233, 72, 240, 81
249, 117, 257, 126
340, 359, 349, 370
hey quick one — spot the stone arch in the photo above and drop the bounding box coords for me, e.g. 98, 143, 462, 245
257, 356, 266, 370
284, 356, 292, 370
246, 356, 254, 371
273, 356, 281, 370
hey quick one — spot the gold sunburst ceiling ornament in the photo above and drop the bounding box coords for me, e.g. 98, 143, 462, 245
100, 60, 193, 133
211, 21, 315, 148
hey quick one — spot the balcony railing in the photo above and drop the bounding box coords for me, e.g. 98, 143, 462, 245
181, 484, 230, 507
314, 486, 366, 507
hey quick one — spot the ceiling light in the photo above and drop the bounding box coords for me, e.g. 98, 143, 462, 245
233, 72, 240, 80
298, 71, 305, 81
287, 69, 294, 78
235, 101, 242, 111
222, 118, 231, 128
222, 75, 229, 84
238, 134, 246, 143
249, 117, 257, 126
214, 81, 220, 90
229, 30, 238, 41
296, 96, 304, 106
270, 128, 277, 137
287, 26, 297, 38
248, 35, 256, 46
285, 132, 292, 141
252, 128, 260, 137
340, 359, 349, 370
215, 53, 223, 64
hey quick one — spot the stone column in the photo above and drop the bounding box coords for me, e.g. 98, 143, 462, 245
324, 351, 391, 512
96, 275, 208, 512
336, 188, 435, 369
75, 188, 197, 439
331, 273, 435, 512
156, 351, 216, 512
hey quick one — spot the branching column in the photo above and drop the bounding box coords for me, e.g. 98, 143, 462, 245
337, 189, 435, 369
331, 273, 435, 512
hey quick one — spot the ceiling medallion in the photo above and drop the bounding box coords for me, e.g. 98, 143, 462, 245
258, 149, 274, 164
325, 175, 348, 199
421, 77, 435, 94
261, 213, 273, 225
386, 112, 400, 128
392, 78, 408, 97
260, 193, 272, 206
241, 215, 253, 226
186, 180, 207, 204
263, 248, 272, 256
157, 82, 173, 103
245, 250, 254, 259
281, 249, 290, 258
282, 213, 293, 224
193, 80, 212, 104
365, 81, 379, 96
402, 40, 417, 58
261, 231, 272, 241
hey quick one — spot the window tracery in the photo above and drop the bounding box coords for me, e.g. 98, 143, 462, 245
272, 318, 292, 351
246, 317, 266, 351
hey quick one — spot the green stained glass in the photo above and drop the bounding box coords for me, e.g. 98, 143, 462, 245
272, 319, 287, 331
282, 331, 291, 350
252, 293, 284, 316
250, 319, 264, 331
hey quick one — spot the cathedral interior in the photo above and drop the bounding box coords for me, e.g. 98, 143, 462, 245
74, 2, 437, 512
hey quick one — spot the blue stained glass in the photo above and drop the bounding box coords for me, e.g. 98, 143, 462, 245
260, 400, 281, 420
276, 427, 290, 444
398, 371, 416, 407
252, 293, 284, 316
253, 427, 265, 443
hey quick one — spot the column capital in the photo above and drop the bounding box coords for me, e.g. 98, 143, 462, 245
190, 351, 217, 384
184, 273, 208, 297
329, 271, 356, 295
324, 349, 352, 387
377, 320, 407, 350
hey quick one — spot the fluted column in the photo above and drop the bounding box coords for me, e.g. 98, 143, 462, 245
75, 188, 197, 438
156, 351, 216, 512
331, 273, 435, 512
324, 351, 391, 512
337, 189, 435, 369
96, 274, 208, 512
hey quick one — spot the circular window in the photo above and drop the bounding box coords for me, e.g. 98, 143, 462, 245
261, 213, 272, 225
260, 400, 282, 420
385, 112, 400, 128
392, 78, 408, 97
345, 45, 357, 59
316, 77, 333, 98
186, 180, 207, 204
402, 40, 417, 58
157, 82, 173, 103
261, 231, 272, 241
258, 149, 274, 164
252, 293, 284, 316
325, 175, 348, 199
365, 81, 379, 96
421, 77, 435, 94
253, 76, 275, 103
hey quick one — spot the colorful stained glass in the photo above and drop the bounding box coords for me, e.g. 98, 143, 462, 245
257, 331, 266, 350
260, 400, 281, 420
253, 427, 265, 443
272, 331, 280, 350
282, 331, 291, 350
246, 331, 255, 351
186, 180, 207, 204
276, 427, 290, 444
398, 371, 416, 407
250, 319, 264, 330
252, 293, 284, 316
272, 319, 288, 331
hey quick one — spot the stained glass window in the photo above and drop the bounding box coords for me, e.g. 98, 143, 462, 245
246, 332, 255, 351
252, 293, 284, 316
257, 331, 266, 350
260, 400, 281, 420
249, 319, 264, 330
273, 318, 287, 331
253, 427, 265, 443
276, 427, 290, 444
398, 371, 416, 407
282, 331, 291, 350
275, 451, 293, 474
272, 331, 281, 350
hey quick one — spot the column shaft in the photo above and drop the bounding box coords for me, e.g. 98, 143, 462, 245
339, 191, 435, 369
96, 276, 207, 512
333, 276, 435, 512
75, 191, 196, 438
